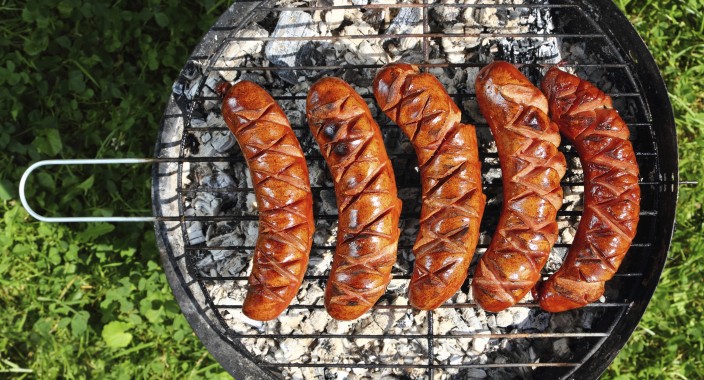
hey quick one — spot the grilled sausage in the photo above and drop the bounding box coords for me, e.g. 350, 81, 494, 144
219, 81, 315, 321
538, 67, 640, 312
307, 77, 402, 320
373, 63, 486, 310
472, 61, 567, 312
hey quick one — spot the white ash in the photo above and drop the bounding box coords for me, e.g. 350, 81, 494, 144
214, 23, 269, 81
472, 331, 492, 353
318, 189, 337, 215
312, 221, 337, 246
457, 368, 488, 379
462, 99, 485, 130
323, 0, 350, 30
297, 281, 326, 305
185, 221, 205, 245
552, 338, 570, 359
200, 111, 222, 132
427, 59, 467, 93
512, 307, 531, 325
385, 5, 424, 52
560, 221, 577, 242
339, 22, 390, 65
278, 337, 315, 362
441, 24, 475, 64
192, 192, 222, 217
495, 310, 514, 328
301, 310, 329, 334
266, 10, 318, 67
485, 167, 502, 187
181, 162, 192, 187
265, 10, 319, 84
198, 231, 251, 274
184, 76, 202, 100
189, 130, 236, 158
432, 0, 462, 24
563, 192, 583, 212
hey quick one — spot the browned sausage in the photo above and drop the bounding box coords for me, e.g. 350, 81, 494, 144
538, 67, 641, 312
219, 81, 315, 321
306, 77, 402, 320
472, 61, 567, 312
373, 63, 486, 310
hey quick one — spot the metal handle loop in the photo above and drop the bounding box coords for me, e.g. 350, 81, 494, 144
19, 158, 157, 223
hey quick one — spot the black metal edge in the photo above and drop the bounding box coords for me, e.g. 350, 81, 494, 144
152, 2, 276, 379
153, 213, 271, 379
561, 0, 679, 379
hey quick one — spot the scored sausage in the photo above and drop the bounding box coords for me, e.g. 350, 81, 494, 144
307, 77, 402, 320
373, 63, 486, 310
219, 81, 315, 321
472, 61, 567, 312
539, 67, 641, 312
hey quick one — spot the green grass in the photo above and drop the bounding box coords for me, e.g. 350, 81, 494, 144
0, 1, 232, 378
0, 0, 702, 378
606, 0, 704, 378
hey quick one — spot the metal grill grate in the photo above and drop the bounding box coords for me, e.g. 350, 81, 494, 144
152, 0, 678, 379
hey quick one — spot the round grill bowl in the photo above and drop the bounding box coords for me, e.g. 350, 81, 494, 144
151, 1, 678, 379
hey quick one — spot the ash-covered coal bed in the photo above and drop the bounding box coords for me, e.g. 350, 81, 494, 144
165, 0, 642, 379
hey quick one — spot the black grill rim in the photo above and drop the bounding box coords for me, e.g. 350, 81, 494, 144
152, 1, 679, 379
559, 0, 678, 378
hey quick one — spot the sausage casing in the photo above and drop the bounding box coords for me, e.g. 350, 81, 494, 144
373, 63, 486, 310
472, 62, 566, 312
307, 77, 402, 320
220, 81, 315, 321
539, 67, 641, 312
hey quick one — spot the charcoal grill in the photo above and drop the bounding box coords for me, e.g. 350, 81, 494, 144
149, 0, 679, 379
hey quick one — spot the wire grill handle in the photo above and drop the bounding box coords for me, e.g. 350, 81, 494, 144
19, 158, 157, 223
